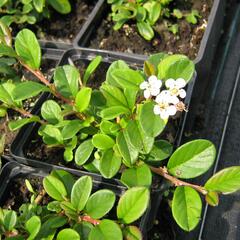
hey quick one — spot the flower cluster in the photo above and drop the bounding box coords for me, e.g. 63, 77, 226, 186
140, 76, 187, 120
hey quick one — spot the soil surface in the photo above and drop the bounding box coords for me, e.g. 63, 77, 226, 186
0, 59, 57, 155
3, 176, 50, 210
12, 0, 95, 43
89, 0, 213, 59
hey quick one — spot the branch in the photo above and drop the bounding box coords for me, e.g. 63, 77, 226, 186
80, 215, 101, 225
21, 62, 74, 106
150, 166, 208, 195
34, 190, 46, 204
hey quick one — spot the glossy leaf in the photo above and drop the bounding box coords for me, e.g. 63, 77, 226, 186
25, 216, 41, 240
123, 226, 142, 240
205, 191, 219, 207
75, 139, 94, 166
205, 166, 240, 194
3, 210, 17, 231
92, 134, 115, 150
138, 102, 166, 137
85, 190, 116, 219
121, 164, 152, 188
99, 149, 122, 178
117, 187, 150, 224
172, 186, 202, 231
71, 176, 92, 212
43, 175, 67, 201
73, 222, 93, 240
89, 219, 123, 240
100, 106, 130, 120
15, 29, 41, 69
48, 0, 71, 14
75, 87, 92, 112
9, 116, 40, 131
57, 229, 80, 240
167, 140, 216, 179
117, 130, 138, 167
137, 21, 154, 40
41, 100, 63, 124
54, 65, 80, 98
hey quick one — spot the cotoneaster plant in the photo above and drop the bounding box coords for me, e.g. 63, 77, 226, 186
0, 170, 149, 239
0, 24, 240, 232
0, 0, 71, 26
108, 0, 201, 40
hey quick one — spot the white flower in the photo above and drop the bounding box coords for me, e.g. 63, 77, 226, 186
153, 90, 177, 120
165, 78, 186, 99
140, 75, 162, 99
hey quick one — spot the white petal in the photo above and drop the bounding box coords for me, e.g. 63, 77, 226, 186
167, 105, 177, 116
165, 79, 175, 89
152, 79, 162, 89
144, 89, 151, 99
140, 81, 149, 90
148, 75, 158, 84
176, 78, 186, 88
169, 95, 179, 104
179, 89, 186, 98
150, 87, 160, 96
153, 105, 161, 115
160, 110, 169, 120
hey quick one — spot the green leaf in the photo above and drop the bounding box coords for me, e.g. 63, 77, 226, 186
99, 149, 122, 178
138, 102, 166, 137
117, 187, 150, 224
147, 53, 168, 75
89, 220, 123, 240
137, 21, 154, 41
41, 100, 63, 124
33, 0, 45, 12
57, 229, 80, 240
126, 120, 154, 154
100, 120, 120, 136
117, 130, 138, 167
51, 170, 75, 197
75, 139, 94, 166
123, 226, 142, 240
106, 60, 129, 87
85, 190, 116, 219
54, 65, 80, 98
0, 44, 17, 58
15, 29, 41, 70
25, 216, 41, 240
75, 87, 92, 112
204, 166, 240, 194
43, 175, 67, 201
39, 124, 64, 145
205, 191, 219, 207
73, 222, 93, 240
8, 116, 40, 131
71, 176, 92, 212
124, 88, 137, 109
60, 201, 77, 219
172, 186, 202, 231
145, 140, 173, 164
3, 211, 17, 231
92, 134, 115, 150
100, 106, 130, 120
61, 120, 83, 140
100, 84, 128, 108
158, 54, 195, 82
12, 81, 48, 101
121, 164, 152, 188
0, 82, 19, 106
167, 139, 216, 179
48, 0, 71, 14
83, 56, 102, 85
110, 69, 144, 90
144, 61, 155, 77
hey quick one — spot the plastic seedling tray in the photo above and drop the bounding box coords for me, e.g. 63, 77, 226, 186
0, 161, 169, 239
9, 48, 195, 235
74, 0, 225, 81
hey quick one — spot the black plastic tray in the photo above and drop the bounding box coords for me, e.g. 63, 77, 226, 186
73, 0, 225, 81
0, 160, 168, 239
10, 47, 195, 177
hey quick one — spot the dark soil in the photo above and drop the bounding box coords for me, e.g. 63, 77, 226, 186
89, 0, 213, 59
2, 176, 50, 210
13, 0, 95, 43
0, 59, 57, 155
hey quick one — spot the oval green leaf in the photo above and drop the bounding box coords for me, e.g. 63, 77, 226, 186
92, 134, 115, 150
167, 139, 216, 179
75, 139, 94, 166
57, 229, 80, 240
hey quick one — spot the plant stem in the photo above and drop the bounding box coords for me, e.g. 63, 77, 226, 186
21, 62, 74, 106
150, 166, 208, 195
34, 190, 46, 204
80, 215, 101, 225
